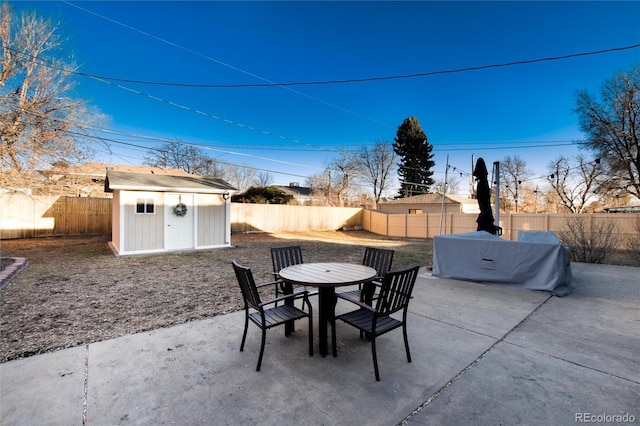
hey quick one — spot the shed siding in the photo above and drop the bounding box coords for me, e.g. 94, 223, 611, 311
111, 191, 121, 252
196, 194, 226, 247
123, 191, 163, 252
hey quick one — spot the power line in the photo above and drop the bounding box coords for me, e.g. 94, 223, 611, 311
86, 74, 336, 152
433, 141, 582, 152
0, 41, 617, 160
2, 44, 345, 153
7, 100, 593, 188
9, 102, 588, 186
60, 0, 395, 129
64, 44, 640, 88
2, 101, 325, 175
81, 126, 326, 172
64, 129, 316, 180
5, 39, 638, 90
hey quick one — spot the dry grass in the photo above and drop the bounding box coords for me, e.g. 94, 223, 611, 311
2, 230, 636, 363
0, 231, 431, 362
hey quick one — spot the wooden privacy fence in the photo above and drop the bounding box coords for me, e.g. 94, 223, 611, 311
230, 203, 362, 233
0, 194, 111, 239
362, 210, 639, 249
0, 194, 362, 239
1, 195, 638, 250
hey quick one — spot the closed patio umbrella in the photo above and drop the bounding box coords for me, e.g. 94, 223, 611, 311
473, 157, 496, 235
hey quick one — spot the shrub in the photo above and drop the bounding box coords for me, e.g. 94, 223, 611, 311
231, 186, 294, 204
558, 216, 621, 263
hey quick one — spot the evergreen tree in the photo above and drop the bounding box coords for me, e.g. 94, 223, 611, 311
392, 117, 435, 197
231, 186, 294, 204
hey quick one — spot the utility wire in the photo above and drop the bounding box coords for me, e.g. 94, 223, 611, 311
60, 0, 394, 129
7, 41, 638, 90
2, 45, 340, 152
0, 41, 620, 157
433, 141, 581, 152
63, 129, 316, 180
86, 74, 335, 152
59, 44, 640, 88
3, 102, 326, 174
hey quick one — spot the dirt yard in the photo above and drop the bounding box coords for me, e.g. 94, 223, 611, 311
0, 231, 431, 362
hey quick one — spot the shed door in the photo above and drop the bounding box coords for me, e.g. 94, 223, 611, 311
165, 193, 194, 250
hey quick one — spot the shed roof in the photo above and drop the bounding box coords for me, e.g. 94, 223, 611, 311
105, 171, 237, 194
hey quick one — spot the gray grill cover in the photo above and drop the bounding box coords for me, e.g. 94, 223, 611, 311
432, 231, 572, 296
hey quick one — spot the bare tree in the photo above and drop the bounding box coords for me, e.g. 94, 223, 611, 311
575, 65, 640, 199
254, 171, 274, 187
223, 163, 257, 192
543, 189, 568, 213
546, 155, 605, 213
0, 4, 104, 190
434, 175, 461, 195
326, 151, 358, 207
500, 155, 533, 212
143, 139, 213, 174
354, 141, 396, 208
306, 173, 329, 193
305, 172, 332, 205
518, 187, 541, 213
201, 157, 225, 179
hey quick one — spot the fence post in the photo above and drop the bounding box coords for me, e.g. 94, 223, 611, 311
386, 213, 389, 237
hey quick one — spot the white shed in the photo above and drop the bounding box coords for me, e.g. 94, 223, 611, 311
105, 171, 237, 256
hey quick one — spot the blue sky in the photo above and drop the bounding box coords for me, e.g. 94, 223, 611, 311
12, 1, 640, 195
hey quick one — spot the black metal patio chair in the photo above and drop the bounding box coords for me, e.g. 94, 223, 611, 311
232, 261, 313, 371
335, 264, 420, 381
336, 247, 395, 305
271, 245, 318, 307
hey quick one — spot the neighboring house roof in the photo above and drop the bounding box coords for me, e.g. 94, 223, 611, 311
379, 192, 480, 214
604, 205, 640, 213
379, 192, 476, 205
105, 171, 237, 194
39, 162, 194, 180
275, 185, 313, 197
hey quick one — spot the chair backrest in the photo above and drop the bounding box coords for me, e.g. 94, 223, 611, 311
271, 246, 304, 274
375, 264, 420, 316
362, 247, 394, 278
232, 261, 262, 311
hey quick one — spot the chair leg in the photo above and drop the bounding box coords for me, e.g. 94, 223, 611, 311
403, 324, 412, 363
256, 327, 266, 372
371, 336, 380, 381
240, 311, 249, 352
308, 316, 314, 357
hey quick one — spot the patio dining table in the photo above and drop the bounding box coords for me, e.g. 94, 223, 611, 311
278, 262, 377, 357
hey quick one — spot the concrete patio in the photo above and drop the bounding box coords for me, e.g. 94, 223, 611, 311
1, 262, 638, 425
